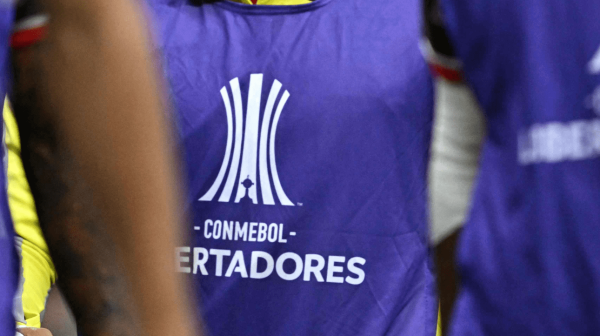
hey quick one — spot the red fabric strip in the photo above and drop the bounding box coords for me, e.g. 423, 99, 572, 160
429, 63, 463, 82
11, 26, 47, 49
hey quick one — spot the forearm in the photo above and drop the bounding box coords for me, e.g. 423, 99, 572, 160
14, 0, 197, 334
435, 231, 460, 334
12, 40, 144, 336
20, 149, 143, 336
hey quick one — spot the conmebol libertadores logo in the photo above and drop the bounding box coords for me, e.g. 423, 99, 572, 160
199, 74, 294, 206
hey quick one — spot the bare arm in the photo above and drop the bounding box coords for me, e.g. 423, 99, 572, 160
12, 1, 198, 335
12, 38, 145, 336
435, 231, 460, 334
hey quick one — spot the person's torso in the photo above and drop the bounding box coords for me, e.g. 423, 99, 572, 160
152, 0, 436, 334
439, 0, 600, 334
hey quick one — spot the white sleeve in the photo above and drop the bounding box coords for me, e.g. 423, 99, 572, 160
428, 78, 486, 245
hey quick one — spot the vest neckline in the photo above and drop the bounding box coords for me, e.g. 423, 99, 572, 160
214, 0, 333, 15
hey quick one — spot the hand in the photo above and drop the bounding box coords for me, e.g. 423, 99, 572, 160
16, 327, 53, 336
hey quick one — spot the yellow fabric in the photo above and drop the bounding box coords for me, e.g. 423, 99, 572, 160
230, 0, 312, 5
437, 307, 442, 336
4, 99, 56, 328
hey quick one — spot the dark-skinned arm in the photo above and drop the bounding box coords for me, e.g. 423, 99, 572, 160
435, 230, 460, 334
12, 34, 147, 336
11, 0, 199, 335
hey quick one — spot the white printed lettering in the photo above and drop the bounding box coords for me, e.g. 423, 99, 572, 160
303, 254, 325, 282
267, 224, 278, 242
176, 247, 191, 273
327, 256, 345, 283
223, 221, 234, 240
184, 247, 368, 285
213, 220, 222, 239
257, 223, 268, 242
250, 251, 274, 279
249, 222, 258, 242
193, 248, 209, 275
210, 249, 231, 277
204, 220, 213, 239
235, 222, 248, 241
225, 251, 248, 278
519, 119, 600, 164
276, 252, 303, 281
346, 257, 366, 285
278, 224, 287, 243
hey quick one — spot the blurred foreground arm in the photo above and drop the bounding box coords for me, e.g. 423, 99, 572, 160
12, 0, 198, 335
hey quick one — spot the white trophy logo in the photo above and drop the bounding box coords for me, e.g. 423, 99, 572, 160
199, 74, 294, 206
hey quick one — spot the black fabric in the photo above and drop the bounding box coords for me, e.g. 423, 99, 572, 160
423, 0, 456, 58
14, 0, 44, 29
